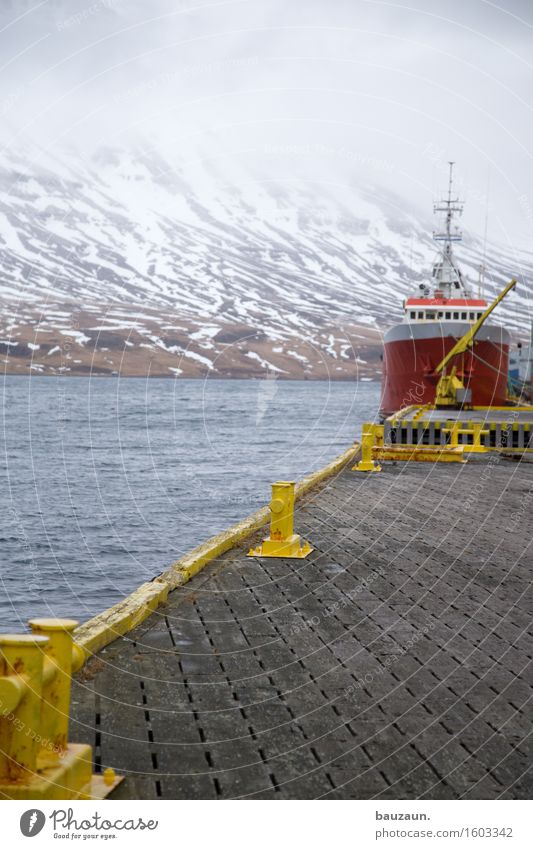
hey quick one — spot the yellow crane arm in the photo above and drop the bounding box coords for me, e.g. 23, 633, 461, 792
434, 277, 517, 376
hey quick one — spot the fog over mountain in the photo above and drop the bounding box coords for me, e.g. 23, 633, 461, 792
0, 0, 532, 377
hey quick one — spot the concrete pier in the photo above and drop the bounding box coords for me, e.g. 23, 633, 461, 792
70, 455, 533, 799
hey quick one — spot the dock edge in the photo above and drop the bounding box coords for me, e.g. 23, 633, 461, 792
73, 442, 360, 661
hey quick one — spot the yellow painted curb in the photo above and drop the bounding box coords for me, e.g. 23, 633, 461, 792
74, 442, 359, 661
157, 505, 271, 591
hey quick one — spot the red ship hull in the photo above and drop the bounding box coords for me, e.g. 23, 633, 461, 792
380, 322, 510, 417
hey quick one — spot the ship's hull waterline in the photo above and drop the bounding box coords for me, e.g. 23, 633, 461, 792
380, 321, 510, 417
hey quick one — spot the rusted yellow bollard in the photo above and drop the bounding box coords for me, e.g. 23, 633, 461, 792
352, 424, 382, 472
29, 619, 85, 761
248, 481, 313, 558
0, 619, 122, 799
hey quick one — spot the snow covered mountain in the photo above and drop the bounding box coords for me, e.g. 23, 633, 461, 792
0, 142, 530, 379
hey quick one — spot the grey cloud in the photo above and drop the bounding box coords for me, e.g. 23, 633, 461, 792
0, 0, 531, 248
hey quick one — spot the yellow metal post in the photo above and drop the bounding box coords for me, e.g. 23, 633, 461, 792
270, 480, 295, 541
353, 424, 382, 472
466, 422, 490, 453
248, 481, 313, 558
434, 278, 517, 407
0, 634, 48, 782
435, 278, 517, 377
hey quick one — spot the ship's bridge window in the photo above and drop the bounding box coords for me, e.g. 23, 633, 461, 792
437, 311, 443, 319
445, 311, 451, 319
461, 311, 467, 320
409, 310, 416, 319
469, 312, 475, 320
418, 311, 424, 319
453, 311, 459, 319
426, 311, 435, 319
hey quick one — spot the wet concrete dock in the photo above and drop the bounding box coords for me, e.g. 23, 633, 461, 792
70, 455, 533, 799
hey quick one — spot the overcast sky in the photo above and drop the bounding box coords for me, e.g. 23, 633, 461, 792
1, 0, 533, 248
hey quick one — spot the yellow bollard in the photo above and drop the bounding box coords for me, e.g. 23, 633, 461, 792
0, 634, 49, 782
443, 422, 489, 454
0, 619, 123, 800
248, 481, 313, 558
29, 619, 82, 761
352, 424, 382, 472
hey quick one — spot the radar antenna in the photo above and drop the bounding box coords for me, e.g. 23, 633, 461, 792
431, 162, 469, 296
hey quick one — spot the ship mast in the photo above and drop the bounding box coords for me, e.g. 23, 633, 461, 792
431, 161, 470, 297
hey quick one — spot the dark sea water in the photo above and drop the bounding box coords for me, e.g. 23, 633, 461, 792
0, 376, 380, 630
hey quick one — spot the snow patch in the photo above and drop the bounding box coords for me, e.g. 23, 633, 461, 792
287, 349, 308, 363
246, 352, 287, 372
59, 330, 91, 344
182, 350, 214, 369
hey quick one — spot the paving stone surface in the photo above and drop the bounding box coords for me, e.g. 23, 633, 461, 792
71, 456, 533, 799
